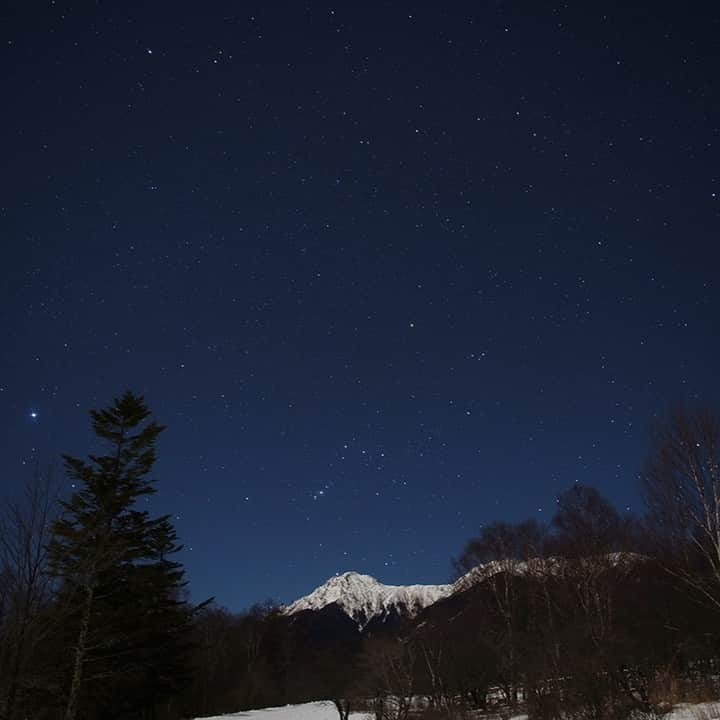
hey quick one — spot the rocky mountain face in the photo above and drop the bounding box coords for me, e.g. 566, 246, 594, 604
282, 571, 454, 629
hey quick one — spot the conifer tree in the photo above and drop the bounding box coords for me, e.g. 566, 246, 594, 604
48, 391, 192, 720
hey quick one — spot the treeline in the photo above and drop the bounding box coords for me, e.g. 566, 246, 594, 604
2, 400, 720, 720
176, 492, 720, 720
177, 405, 720, 720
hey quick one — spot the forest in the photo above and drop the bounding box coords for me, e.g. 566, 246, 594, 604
2, 393, 720, 720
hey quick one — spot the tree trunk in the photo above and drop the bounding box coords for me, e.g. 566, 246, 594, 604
3, 612, 30, 720
333, 698, 350, 720
64, 583, 94, 720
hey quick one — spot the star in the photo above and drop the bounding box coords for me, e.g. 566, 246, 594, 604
1, 0, 717, 619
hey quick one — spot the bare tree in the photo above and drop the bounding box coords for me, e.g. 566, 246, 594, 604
551, 484, 629, 558
454, 519, 545, 706
642, 405, 720, 610
552, 485, 629, 655
0, 466, 58, 720
359, 636, 416, 720
548, 486, 657, 719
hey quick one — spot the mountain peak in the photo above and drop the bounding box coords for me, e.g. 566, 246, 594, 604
328, 570, 377, 583
282, 571, 452, 629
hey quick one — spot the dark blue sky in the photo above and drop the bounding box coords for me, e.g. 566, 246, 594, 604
2, 1, 718, 610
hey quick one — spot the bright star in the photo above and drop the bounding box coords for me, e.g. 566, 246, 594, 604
29, 411, 38, 420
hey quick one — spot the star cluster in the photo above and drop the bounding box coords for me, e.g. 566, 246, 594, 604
1, 2, 718, 609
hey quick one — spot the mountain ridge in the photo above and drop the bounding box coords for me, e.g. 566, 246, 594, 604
281, 554, 644, 629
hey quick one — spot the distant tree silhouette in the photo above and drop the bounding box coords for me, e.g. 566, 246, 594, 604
550, 484, 629, 558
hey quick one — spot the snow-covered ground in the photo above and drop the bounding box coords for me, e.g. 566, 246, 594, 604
196, 700, 720, 720
195, 699, 720, 720
667, 702, 720, 720
195, 700, 372, 720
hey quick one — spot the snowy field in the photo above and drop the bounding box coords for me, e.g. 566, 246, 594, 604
667, 703, 720, 720
195, 701, 372, 720
196, 699, 720, 720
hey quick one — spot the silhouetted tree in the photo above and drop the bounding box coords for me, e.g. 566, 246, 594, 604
642, 404, 720, 610
359, 636, 416, 720
0, 467, 58, 720
454, 519, 546, 706
550, 484, 630, 558
47, 391, 192, 720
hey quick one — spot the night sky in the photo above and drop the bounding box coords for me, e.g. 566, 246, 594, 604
2, 2, 719, 611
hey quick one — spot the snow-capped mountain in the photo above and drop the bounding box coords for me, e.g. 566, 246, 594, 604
282, 571, 453, 629
281, 555, 645, 630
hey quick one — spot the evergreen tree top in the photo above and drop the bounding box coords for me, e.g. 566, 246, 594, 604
62, 391, 165, 502
49, 391, 173, 576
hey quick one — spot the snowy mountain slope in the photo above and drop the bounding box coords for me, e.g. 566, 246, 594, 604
454, 552, 646, 589
282, 571, 453, 629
